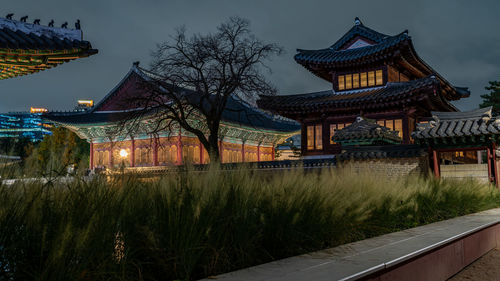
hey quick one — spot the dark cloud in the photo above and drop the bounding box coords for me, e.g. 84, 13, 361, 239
1, 0, 499, 112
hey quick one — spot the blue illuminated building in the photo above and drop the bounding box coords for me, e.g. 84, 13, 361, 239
0, 112, 52, 142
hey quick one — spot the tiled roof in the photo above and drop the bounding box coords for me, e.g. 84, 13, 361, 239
333, 117, 401, 145
43, 111, 131, 125
337, 144, 425, 160
0, 16, 97, 80
295, 32, 408, 65
258, 76, 446, 114
292, 18, 470, 101
412, 107, 500, 139
45, 64, 300, 133
329, 18, 389, 51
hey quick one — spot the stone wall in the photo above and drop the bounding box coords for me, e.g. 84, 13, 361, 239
338, 156, 429, 178
440, 164, 489, 182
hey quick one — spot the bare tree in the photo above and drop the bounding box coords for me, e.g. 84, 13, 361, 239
124, 17, 282, 163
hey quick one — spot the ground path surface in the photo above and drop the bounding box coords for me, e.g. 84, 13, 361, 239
205, 208, 500, 281
448, 249, 500, 281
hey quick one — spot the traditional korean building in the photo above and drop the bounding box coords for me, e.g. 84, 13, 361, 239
258, 18, 470, 157
0, 15, 97, 79
412, 107, 500, 185
44, 63, 300, 170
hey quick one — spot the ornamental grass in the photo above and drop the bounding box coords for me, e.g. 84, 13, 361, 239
0, 167, 499, 280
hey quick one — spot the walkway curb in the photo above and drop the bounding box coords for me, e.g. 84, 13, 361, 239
202, 208, 500, 281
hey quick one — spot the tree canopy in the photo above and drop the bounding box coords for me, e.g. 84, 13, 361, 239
480, 79, 500, 115
125, 17, 282, 163
26, 127, 89, 176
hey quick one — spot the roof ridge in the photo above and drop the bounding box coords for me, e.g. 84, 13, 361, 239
329, 21, 396, 51
0, 17, 82, 41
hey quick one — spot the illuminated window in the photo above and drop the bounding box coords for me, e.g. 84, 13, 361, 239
338, 75, 345, 90
345, 122, 351, 127
376, 70, 383, 85
368, 71, 375, 86
307, 126, 314, 150
345, 74, 352, 90
352, 73, 359, 88
377, 120, 385, 127
315, 124, 323, 150
360, 72, 367, 87
385, 120, 394, 130
394, 119, 402, 137
337, 69, 383, 90
307, 124, 323, 150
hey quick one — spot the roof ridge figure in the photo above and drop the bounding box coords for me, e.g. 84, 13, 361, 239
354, 17, 362, 26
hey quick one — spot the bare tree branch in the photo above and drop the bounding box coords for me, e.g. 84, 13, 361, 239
120, 17, 282, 164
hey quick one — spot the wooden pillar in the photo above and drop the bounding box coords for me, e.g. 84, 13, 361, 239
153, 136, 159, 166
257, 143, 261, 162
271, 144, 275, 161
219, 140, 223, 163
322, 120, 329, 149
487, 146, 493, 183
89, 141, 94, 170
241, 142, 245, 163
177, 134, 183, 165
301, 123, 307, 156
493, 142, 499, 187
432, 149, 440, 178
109, 142, 114, 168
130, 138, 135, 167
199, 141, 204, 164
402, 112, 410, 144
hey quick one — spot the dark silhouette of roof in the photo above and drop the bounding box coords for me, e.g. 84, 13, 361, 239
258, 76, 456, 114
333, 116, 401, 145
337, 144, 425, 160
412, 107, 500, 139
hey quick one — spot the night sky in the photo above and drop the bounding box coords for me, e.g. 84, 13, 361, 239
1, 0, 499, 112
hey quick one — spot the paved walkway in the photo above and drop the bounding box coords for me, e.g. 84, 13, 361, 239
448, 249, 500, 281
204, 208, 500, 281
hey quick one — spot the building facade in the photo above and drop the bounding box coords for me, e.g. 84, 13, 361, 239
0, 112, 52, 141
45, 64, 300, 169
258, 18, 470, 157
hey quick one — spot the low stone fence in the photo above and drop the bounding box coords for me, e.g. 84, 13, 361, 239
339, 156, 428, 178
440, 163, 489, 182
336, 144, 429, 178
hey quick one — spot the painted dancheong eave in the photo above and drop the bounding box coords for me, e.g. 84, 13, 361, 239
0, 16, 98, 80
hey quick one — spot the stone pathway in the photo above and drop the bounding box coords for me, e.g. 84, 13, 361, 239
448, 249, 500, 281
203, 208, 500, 281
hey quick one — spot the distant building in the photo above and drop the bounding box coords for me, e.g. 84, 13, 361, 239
45, 64, 300, 169
75, 100, 94, 111
0, 112, 52, 142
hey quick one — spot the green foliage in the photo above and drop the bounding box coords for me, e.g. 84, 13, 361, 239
0, 169, 499, 280
24, 127, 89, 177
0, 137, 35, 158
480, 79, 500, 115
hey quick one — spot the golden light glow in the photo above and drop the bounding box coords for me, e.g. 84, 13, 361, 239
119, 149, 128, 158
30, 107, 48, 113
78, 100, 94, 107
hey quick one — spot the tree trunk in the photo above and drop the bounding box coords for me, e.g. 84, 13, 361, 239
207, 133, 220, 164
